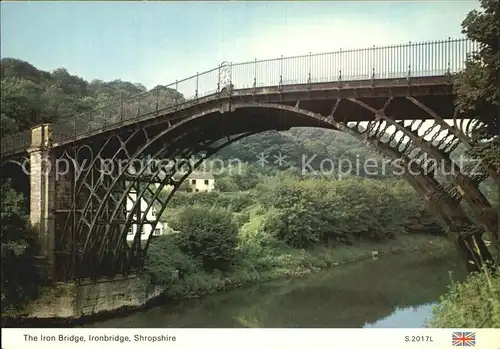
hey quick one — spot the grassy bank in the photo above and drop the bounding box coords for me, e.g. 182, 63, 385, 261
146, 177, 456, 301
146, 234, 453, 300
429, 267, 500, 328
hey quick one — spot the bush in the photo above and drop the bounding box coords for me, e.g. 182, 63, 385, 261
214, 192, 255, 212
1, 181, 42, 309
172, 206, 238, 272
214, 176, 239, 192
390, 180, 442, 235
428, 268, 500, 328
322, 179, 407, 241
144, 235, 199, 288
167, 191, 255, 212
238, 207, 285, 262
261, 182, 325, 248
234, 212, 250, 227
260, 178, 411, 247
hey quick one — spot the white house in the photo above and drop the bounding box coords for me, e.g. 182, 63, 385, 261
183, 171, 215, 192
125, 188, 165, 242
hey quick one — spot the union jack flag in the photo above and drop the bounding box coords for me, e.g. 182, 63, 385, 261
452, 332, 476, 346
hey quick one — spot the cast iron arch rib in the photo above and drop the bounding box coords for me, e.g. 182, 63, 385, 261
406, 96, 500, 186
329, 117, 493, 271
65, 103, 335, 279
114, 131, 260, 272
25, 101, 496, 280
346, 97, 498, 249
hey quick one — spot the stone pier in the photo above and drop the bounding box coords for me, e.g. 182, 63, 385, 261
17, 275, 163, 319
28, 124, 56, 281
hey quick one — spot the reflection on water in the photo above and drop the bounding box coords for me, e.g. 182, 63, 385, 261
89, 250, 464, 328
363, 303, 436, 328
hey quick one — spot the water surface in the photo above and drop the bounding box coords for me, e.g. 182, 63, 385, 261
89, 250, 464, 328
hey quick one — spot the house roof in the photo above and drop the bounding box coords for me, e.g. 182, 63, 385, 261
142, 170, 214, 182
187, 171, 214, 180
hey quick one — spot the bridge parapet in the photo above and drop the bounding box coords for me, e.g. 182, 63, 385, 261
1, 129, 31, 156
0, 38, 477, 156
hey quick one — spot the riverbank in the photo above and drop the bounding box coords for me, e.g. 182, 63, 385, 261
91, 247, 464, 328
429, 266, 500, 328
1, 235, 452, 327
150, 234, 453, 301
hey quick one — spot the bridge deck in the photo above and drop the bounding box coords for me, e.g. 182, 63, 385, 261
0, 75, 454, 158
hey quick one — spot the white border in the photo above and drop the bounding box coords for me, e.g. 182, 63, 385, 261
2, 328, 500, 348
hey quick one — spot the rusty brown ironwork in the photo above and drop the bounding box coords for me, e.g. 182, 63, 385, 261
1, 37, 497, 280
0, 38, 479, 156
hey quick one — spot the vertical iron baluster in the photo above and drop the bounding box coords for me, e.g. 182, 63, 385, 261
195, 72, 199, 99
447, 37, 452, 74
229, 62, 233, 91
279, 55, 283, 88
409, 41, 412, 77
154, 87, 159, 115
119, 92, 123, 122
253, 58, 257, 90
338, 48, 343, 83
371, 45, 375, 81
175, 79, 179, 103
392, 43, 396, 78
137, 94, 141, 117
307, 52, 312, 87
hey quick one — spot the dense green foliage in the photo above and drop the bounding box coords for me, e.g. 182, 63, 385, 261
454, 0, 499, 172
455, 0, 499, 138
0, 58, 182, 136
169, 191, 255, 213
173, 206, 239, 272
261, 179, 408, 247
429, 268, 500, 327
144, 173, 447, 298
217, 128, 387, 177
2, 1, 498, 318
427, 0, 500, 328
0, 181, 41, 309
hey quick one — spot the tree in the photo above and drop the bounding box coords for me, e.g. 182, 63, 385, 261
173, 206, 238, 272
214, 175, 240, 192
454, 0, 500, 261
1, 181, 41, 309
454, 0, 499, 170
231, 164, 261, 191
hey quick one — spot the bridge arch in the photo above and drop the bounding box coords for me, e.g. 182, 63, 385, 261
58, 102, 491, 279
50, 102, 336, 279
347, 98, 498, 249
2, 103, 496, 280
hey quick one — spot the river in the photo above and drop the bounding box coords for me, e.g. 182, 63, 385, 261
88, 249, 464, 328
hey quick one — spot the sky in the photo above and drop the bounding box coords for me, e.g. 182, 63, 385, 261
1, 1, 479, 90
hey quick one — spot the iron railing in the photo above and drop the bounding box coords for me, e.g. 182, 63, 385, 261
0, 37, 476, 155
1, 130, 31, 156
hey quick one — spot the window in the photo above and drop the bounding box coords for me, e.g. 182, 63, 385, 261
204, 180, 209, 185
195, 189, 199, 192
127, 228, 134, 235
191, 179, 196, 185
153, 228, 161, 235
140, 229, 145, 235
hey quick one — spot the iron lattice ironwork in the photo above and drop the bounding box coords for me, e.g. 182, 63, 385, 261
0, 37, 498, 279
1, 96, 498, 279
48, 120, 263, 280
321, 100, 497, 270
